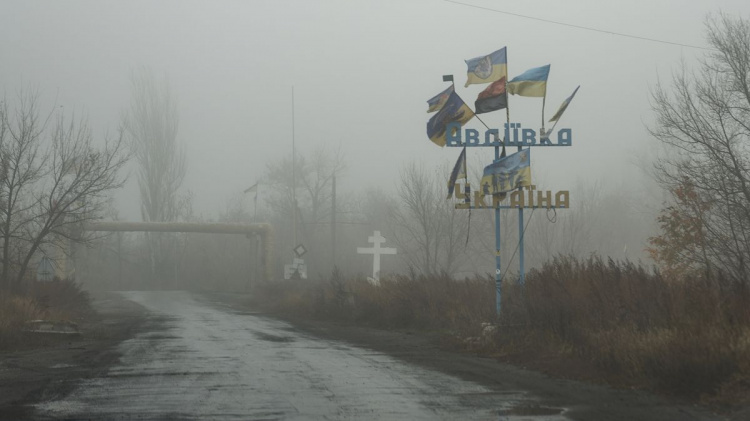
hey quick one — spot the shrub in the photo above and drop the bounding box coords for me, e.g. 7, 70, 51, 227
251, 257, 750, 401
0, 279, 92, 349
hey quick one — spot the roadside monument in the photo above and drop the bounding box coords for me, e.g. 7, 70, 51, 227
356, 230, 396, 285
426, 46, 579, 316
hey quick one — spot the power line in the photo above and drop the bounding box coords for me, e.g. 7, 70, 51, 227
443, 0, 716, 52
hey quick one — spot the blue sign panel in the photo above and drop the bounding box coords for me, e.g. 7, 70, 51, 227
445, 122, 572, 147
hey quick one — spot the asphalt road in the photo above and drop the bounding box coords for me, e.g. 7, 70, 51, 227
33, 290, 567, 420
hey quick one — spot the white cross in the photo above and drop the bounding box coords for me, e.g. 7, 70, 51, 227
357, 230, 397, 282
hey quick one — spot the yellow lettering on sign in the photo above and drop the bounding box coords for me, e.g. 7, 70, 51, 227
555, 191, 569, 208
510, 190, 524, 208
450, 183, 465, 200
452, 186, 571, 209
537, 190, 553, 209
474, 191, 487, 208
492, 193, 506, 207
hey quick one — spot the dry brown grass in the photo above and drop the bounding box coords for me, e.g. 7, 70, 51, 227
499, 256, 750, 401
253, 268, 494, 334
0, 280, 92, 349
252, 257, 750, 403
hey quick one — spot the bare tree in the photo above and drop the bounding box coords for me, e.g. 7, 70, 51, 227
393, 161, 468, 276
123, 68, 186, 223
649, 13, 750, 281
263, 145, 346, 275
264, 146, 346, 226
122, 69, 188, 282
0, 92, 128, 289
0, 92, 48, 287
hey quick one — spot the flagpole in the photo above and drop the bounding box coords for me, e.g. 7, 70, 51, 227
451, 75, 468, 187
455, 93, 493, 132
453, 70, 506, 317
452, 86, 502, 317
448, 74, 474, 248
546, 118, 560, 140
504, 50, 525, 291
546, 85, 579, 139
495, 47, 510, 319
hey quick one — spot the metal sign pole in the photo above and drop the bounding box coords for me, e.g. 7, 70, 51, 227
494, 145, 502, 317
437, 75, 575, 318
519, 206, 525, 286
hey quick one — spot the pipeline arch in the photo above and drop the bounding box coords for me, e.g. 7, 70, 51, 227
84, 222, 274, 282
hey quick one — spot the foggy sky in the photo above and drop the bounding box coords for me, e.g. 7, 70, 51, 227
2, 0, 748, 220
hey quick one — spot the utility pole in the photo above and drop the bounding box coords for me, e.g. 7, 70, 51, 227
292, 87, 297, 254
330, 173, 336, 274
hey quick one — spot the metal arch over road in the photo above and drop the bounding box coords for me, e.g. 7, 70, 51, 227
85, 222, 274, 281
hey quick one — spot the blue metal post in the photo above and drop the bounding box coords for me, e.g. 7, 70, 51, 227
494, 145, 502, 317
519, 207, 525, 286
495, 206, 501, 316
517, 133, 525, 286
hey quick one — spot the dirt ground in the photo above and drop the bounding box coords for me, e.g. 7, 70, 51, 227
0, 292, 147, 421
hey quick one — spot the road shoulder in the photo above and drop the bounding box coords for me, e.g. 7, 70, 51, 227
0, 292, 147, 420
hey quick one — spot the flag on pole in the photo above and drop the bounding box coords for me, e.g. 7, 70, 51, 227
244, 182, 258, 194
464, 47, 507, 87
480, 149, 531, 195
446, 147, 466, 199
549, 85, 580, 122
426, 91, 475, 147
427, 85, 454, 113
475, 77, 507, 114
507, 65, 550, 97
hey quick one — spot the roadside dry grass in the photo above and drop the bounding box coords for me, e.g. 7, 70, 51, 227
251, 258, 750, 406
0, 280, 93, 350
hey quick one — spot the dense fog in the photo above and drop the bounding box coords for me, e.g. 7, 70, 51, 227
2, 0, 748, 288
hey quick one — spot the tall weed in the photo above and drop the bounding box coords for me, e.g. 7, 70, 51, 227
252, 257, 750, 400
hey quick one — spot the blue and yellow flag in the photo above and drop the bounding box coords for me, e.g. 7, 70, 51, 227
426, 91, 474, 147
507, 65, 550, 98
464, 47, 507, 87
549, 85, 580, 122
427, 85, 454, 113
480, 149, 531, 195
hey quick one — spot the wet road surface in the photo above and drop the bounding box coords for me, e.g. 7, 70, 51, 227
35, 291, 567, 420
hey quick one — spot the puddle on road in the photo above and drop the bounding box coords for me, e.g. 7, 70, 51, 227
498, 403, 565, 417
50, 363, 76, 369
252, 331, 295, 343
234, 310, 264, 316
142, 333, 182, 340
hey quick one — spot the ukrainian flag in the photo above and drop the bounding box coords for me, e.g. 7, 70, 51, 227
427, 85, 454, 113
480, 149, 531, 195
507, 65, 550, 98
464, 47, 507, 87
426, 92, 474, 147
549, 85, 580, 122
